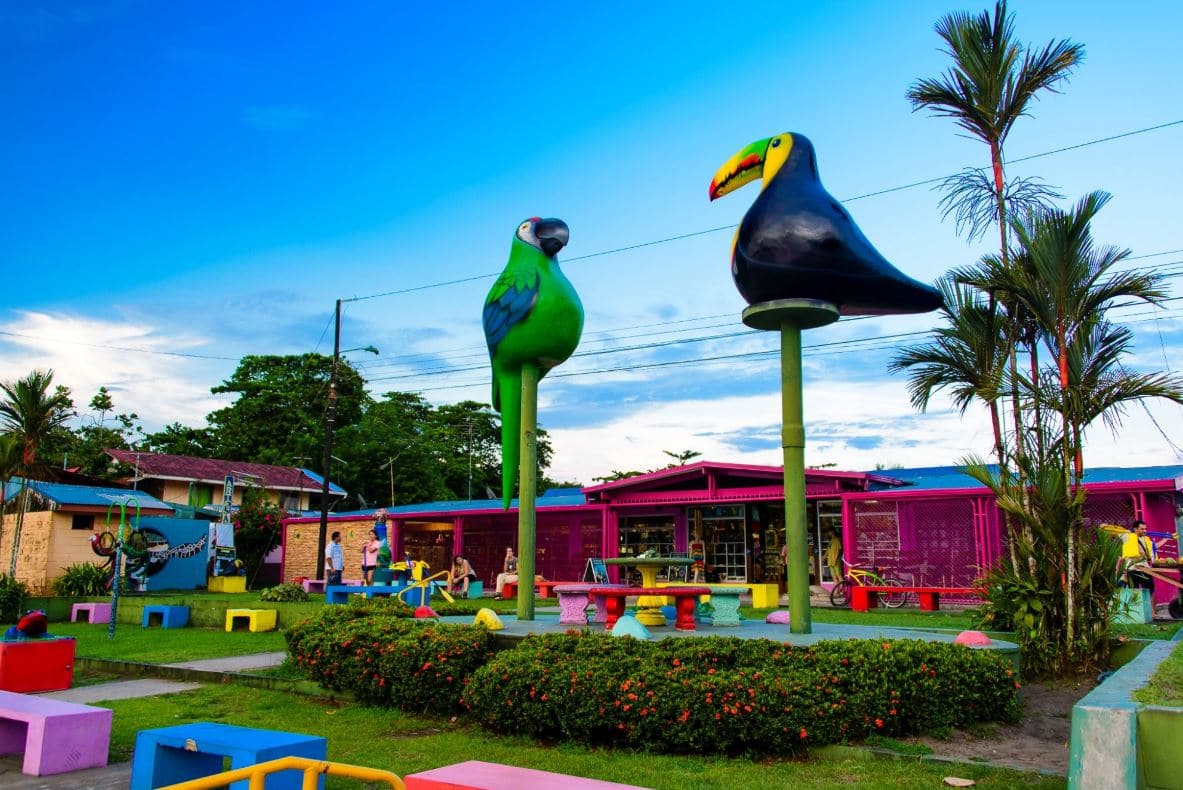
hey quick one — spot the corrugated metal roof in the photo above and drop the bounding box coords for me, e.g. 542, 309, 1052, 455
863, 464, 1183, 492
104, 449, 346, 495
3, 479, 174, 511
321, 489, 589, 520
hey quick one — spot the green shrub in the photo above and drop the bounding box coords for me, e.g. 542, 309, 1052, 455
0, 574, 28, 623
284, 602, 494, 711
259, 583, 310, 602
460, 634, 1021, 755
51, 563, 109, 598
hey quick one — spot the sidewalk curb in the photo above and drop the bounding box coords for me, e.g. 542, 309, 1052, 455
76, 656, 353, 700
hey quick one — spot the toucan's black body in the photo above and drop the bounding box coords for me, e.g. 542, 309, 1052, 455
732, 135, 942, 315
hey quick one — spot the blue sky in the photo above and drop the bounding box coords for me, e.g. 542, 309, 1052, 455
3, 1, 1183, 485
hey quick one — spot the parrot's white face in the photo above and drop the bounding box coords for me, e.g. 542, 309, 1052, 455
516, 218, 542, 249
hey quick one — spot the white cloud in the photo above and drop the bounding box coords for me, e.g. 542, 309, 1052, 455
0, 312, 231, 430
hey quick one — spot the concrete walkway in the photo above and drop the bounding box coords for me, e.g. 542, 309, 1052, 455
41, 679, 203, 704
164, 651, 287, 672
0, 652, 292, 788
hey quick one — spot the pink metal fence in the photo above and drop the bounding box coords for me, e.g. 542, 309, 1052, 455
846, 485, 1179, 605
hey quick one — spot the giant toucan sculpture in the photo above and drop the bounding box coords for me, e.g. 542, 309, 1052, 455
709, 132, 941, 315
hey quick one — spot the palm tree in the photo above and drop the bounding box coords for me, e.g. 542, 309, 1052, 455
1009, 192, 1167, 476
907, 0, 1083, 250
1004, 193, 1175, 647
0, 433, 21, 562
890, 278, 1007, 454
907, 0, 1084, 456
0, 370, 74, 576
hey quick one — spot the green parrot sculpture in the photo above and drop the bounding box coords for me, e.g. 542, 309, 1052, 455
483, 217, 583, 509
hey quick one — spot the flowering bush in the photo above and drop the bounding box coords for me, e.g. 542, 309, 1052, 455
460, 634, 1021, 755
284, 600, 494, 711
232, 495, 285, 583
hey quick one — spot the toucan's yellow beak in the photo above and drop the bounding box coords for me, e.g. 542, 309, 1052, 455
709, 133, 793, 201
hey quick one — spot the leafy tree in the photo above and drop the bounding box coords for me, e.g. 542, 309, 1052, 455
143, 422, 217, 457
206, 354, 368, 466
662, 449, 702, 466
0, 370, 74, 575
334, 392, 450, 506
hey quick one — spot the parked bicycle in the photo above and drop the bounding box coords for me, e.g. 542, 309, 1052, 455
829, 559, 908, 608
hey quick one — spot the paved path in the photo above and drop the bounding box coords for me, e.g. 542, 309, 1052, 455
41, 679, 202, 704
0, 652, 291, 787
165, 651, 287, 672
0, 759, 132, 789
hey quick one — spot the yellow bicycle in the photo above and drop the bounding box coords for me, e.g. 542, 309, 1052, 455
829, 559, 907, 608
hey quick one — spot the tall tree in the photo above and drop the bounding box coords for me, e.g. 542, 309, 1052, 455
0, 370, 74, 575
907, 0, 1084, 462
206, 354, 368, 466
142, 422, 216, 457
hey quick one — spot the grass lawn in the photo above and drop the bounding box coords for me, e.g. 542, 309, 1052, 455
100, 685, 1064, 789
1133, 640, 1183, 706
53, 622, 288, 663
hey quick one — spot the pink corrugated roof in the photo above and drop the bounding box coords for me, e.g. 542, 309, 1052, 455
104, 449, 333, 492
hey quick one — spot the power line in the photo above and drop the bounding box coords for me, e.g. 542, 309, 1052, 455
0, 329, 239, 361
343, 118, 1183, 303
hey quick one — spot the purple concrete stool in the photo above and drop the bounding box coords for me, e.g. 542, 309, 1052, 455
553, 584, 595, 625
0, 689, 111, 776
70, 603, 111, 624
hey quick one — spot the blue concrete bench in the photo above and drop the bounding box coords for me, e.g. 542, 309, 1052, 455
326, 584, 431, 606
130, 721, 326, 790
141, 605, 189, 629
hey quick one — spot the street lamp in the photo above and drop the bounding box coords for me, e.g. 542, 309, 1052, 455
316, 298, 379, 579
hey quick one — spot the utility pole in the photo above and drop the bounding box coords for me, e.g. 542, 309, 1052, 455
316, 300, 342, 581
315, 300, 379, 580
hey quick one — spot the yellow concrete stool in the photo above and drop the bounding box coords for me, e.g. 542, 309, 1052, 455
225, 608, 278, 633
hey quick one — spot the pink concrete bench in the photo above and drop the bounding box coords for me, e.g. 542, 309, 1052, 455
0, 689, 112, 776
553, 583, 630, 624
301, 579, 326, 593
70, 602, 112, 624
405, 759, 646, 789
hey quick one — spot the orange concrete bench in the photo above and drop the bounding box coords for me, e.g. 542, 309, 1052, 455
501, 580, 564, 599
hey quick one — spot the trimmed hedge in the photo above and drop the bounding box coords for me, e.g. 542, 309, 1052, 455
460, 634, 1021, 755
284, 601, 494, 711
285, 603, 1021, 755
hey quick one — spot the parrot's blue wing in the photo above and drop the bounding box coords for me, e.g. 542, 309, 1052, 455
483, 271, 540, 352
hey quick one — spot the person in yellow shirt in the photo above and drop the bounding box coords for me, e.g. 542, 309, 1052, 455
1122, 520, 1167, 590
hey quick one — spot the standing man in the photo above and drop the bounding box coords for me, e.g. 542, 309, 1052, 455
325, 531, 344, 586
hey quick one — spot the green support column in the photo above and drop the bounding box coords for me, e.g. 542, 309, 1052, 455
517, 363, 538, 621
780, 321, 811, 634
742, 299, 838, 636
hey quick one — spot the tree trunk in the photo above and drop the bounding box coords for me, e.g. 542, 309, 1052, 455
1057, 323, 1076, 652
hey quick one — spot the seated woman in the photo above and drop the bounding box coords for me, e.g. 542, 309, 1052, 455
493, 547, 518, 599
449, 556, 478, 598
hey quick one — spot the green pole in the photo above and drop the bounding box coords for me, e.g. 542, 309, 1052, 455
517, 362, 538, 621
781, 320, 811, 634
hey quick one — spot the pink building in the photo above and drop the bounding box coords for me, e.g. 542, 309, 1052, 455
285, 461, 1182, 601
